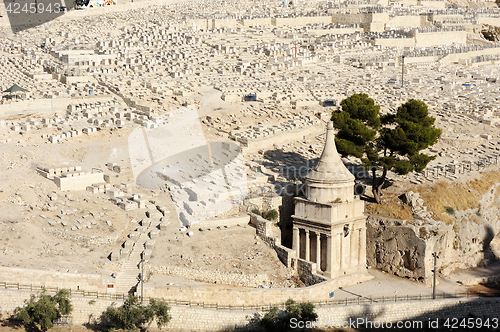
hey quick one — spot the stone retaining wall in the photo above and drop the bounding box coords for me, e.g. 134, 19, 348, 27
141, 273, 370, 306
241, 124, 323, 154
0, 95, 115, 118
0, 267, 113, 293
294, 259, 327, 286
148, 265, 270, 288
249, 213, 296, 267
194, 215, 250, 229
2, 288, 499, 331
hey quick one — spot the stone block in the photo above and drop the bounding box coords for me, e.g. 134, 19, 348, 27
120, 248, 131, 257
106, 188, 123, 197
149, 229, 160, 239
146, 210, 162, 218
87, 186, 99, 194
118, 201, 136, 211
124, 240, 134, 249
110, 251, 121, 261
145, 240, 155, 250
142, 250, 152, 259
129, 231, 140, 241
135, 199, 147, 209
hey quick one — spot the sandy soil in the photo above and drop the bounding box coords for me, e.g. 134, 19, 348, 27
148, 222, 299, 287
0, 88, 301, 288
0, 122, 137, 274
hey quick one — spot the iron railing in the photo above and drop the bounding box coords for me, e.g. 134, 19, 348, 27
1, 281, 499, 311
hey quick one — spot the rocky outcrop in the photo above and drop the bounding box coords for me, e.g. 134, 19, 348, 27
367, 216, 451, 286
368, 185, 500, 285
401, 191, 434, 222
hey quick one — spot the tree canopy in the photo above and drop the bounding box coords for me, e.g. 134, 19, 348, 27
16, 289, 73, 331
103, 295, 171, 331
332, 94, 442, 203
260, 299, 318, 332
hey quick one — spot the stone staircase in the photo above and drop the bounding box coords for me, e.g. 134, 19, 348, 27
111, 215, 168, 295
115, 270, 139, 295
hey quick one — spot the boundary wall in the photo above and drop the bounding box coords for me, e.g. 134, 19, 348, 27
0, 95, 115, 118
1, 288, 499, 331
238, 124, 324, 154
440, 46, 500, 65
374, 30, 467, 48
0, 267, 113, 293
193, 215, 250, 229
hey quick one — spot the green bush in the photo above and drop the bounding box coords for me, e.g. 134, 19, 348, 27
259, 299, 318, 332
260, 306, 280, 331
251, 208, 261, 216
444, 206, 455, 215
103, 295, 171, 331
16, 289, 73, 331
266, 209, 279, 221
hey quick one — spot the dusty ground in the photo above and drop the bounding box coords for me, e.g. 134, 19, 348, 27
0, 90, 302, 287
147, 222, 299, 287
0, 119, 139, 274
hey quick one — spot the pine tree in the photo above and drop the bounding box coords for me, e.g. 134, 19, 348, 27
332, 94, 441, 204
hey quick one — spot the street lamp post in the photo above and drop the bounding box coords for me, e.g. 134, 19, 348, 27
140, 259, 145, 303
401, 55, 405, 88
432, 252, 438, 299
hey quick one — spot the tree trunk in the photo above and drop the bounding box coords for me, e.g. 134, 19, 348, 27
372, 167, 387, 204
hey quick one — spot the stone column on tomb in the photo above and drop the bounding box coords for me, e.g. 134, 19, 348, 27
360, 227, 366, 268
333, 230, 341, 272
339, 231, 345, 271
315, 232, 321, 270
350, 225, 359, 267
305, 229, 310, 262
293, 227, 300, 253
326, 235, 332, 275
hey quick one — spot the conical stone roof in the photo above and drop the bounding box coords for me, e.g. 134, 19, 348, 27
305, 121, 355, 203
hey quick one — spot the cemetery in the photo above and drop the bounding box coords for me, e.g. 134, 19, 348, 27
1, 0, 500, 328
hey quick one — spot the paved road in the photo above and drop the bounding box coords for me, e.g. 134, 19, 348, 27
332, 265, 500, 301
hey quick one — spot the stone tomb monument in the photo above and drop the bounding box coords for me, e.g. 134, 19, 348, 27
292, 121, 367, 279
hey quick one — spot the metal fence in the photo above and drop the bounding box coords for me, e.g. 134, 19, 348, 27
1, 281, 499, 311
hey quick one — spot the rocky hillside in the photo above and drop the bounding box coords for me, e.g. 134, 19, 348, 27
367, 170, 500, 285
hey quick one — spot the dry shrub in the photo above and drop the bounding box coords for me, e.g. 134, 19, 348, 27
418, 171, 500, 224
366, 196, 413, 220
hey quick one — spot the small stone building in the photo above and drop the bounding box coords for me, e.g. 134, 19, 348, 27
292, 121, 367, 278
